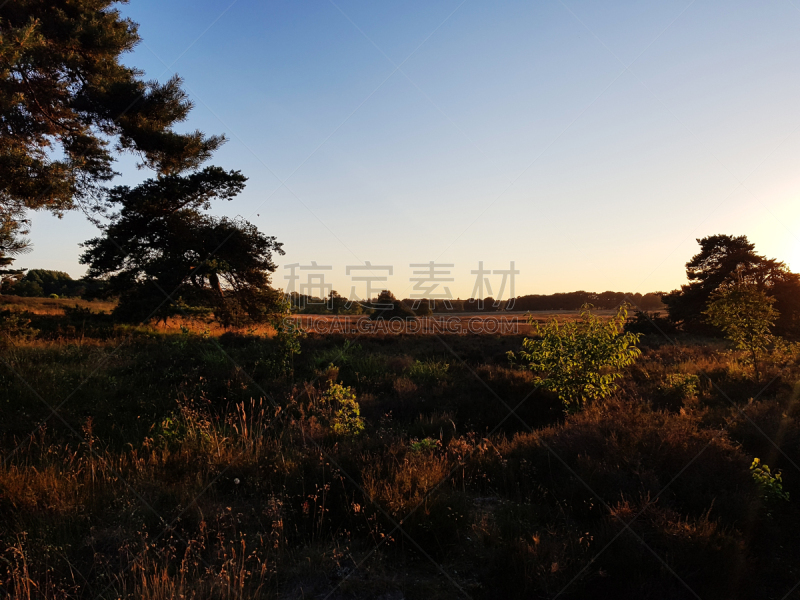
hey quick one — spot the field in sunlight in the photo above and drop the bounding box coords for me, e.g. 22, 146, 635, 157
2, 300, 800, 599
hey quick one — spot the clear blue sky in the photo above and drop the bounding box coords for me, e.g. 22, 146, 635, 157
24, 0, 800, 299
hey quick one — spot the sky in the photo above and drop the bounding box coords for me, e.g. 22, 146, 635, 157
23, 0, 800, 301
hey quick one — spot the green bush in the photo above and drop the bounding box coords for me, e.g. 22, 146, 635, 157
311, 341, 389, 387
409, 437, 439, 453
751, 458, 789, 505
660, 373, 701, 400
312, 339, 362, 370
511, 304, 641, 412
323, 382, 364, 437
153, 404, 214, 451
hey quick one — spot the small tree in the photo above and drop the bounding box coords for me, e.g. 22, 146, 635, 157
410, 298, 433, 317
369, 290, 415, 320
269, 295, 305, 379
511, 304, 641, 412
323, 382, 364, 437
704, 281, 778, 382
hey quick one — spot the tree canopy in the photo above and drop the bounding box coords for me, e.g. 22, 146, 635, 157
80, 168, 284, 325
663, 234, 800, 335
9, 268, 70, 296
369, 290, 416, 320
0, 0, 223, 260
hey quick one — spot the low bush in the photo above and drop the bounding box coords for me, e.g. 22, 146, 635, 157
511, 304, 641, 412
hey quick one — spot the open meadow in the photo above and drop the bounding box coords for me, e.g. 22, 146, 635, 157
3, 297, 800, 599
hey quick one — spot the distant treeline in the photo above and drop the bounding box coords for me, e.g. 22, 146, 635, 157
2, 275, 663, 315
289, 290, 663, 314
406, 291, 663, 313
510, 291, 664, 312
1, 269, 105, 298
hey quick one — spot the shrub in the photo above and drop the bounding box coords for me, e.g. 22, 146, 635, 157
660, 373, 701, 401
0, 309, 38, 344
624, 310, 677, 336
369, 290, 415, 320
511, 304, 642, 412
751, 458, 789, 505
410, 437, 440, 453
269, 296, 305, 378
322, 382, 364, 437
486, 399, 753, 520
311, 341, 390, 389
407, 359, 450, 385
469, 399, 755, 598
153, 403, 214, 451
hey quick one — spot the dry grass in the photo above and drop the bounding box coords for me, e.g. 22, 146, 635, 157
0, 295, 116, 315
2, 308, 800, 598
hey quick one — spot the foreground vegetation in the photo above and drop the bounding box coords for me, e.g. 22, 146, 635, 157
2, 302, 800, 599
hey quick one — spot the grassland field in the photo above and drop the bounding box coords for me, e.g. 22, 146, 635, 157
1, 295, 799, 599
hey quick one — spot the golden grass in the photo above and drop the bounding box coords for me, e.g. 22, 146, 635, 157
0, 295, 116, 315
2, 312, 799, 598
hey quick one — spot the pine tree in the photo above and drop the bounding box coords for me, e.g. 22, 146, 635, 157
80, 168, 284, 326
1, 1, 223, 261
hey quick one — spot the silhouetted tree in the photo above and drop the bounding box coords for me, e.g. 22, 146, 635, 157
80, 168, 283, 325
663, 234, 800, 335
623, 310, 678, 336
0, 1, 223, 262
369, 290, 415, 320
403, 298, 432, 316
327, 290, 362, 314
639, 292, 665, 311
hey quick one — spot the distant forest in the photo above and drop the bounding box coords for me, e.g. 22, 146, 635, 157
289, 290, 664, 313
1, 270, 664, 313
0, 269, 104, 298
507, 290, 664, 312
